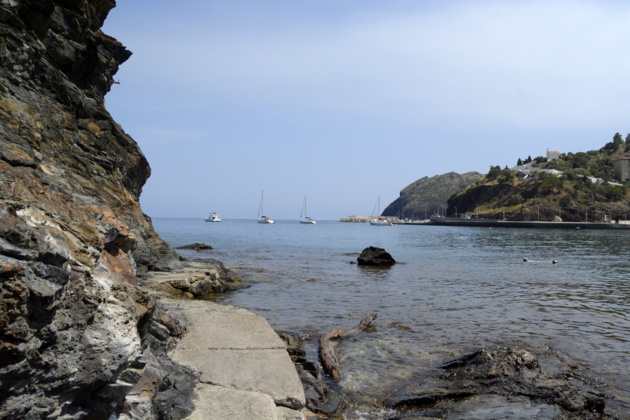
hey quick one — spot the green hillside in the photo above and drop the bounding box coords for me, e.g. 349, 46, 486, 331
448, 133, 630, 222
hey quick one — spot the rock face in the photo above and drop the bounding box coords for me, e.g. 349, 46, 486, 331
382, 172, 481, 219
357, 246, 396, 266
0, 1, 182, 418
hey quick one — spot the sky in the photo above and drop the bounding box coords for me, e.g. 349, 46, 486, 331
102, 0, 630, 220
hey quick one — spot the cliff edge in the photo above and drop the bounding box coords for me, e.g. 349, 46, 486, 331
1, 1, 187, 417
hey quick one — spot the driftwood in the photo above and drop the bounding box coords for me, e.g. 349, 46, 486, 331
319, 312, 377, 378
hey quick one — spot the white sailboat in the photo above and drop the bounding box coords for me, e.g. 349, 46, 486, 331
299, 196, 316, 224
257, 190, 274, 224
370, 197, 394, 226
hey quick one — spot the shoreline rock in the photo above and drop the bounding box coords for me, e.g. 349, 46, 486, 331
357, 246, 396, 266
176, 243, 213, 250
141, 259, 247, 298
386, 347, 614, 419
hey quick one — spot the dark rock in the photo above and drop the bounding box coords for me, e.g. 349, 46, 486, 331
357, 246, 396, 266
386, 347, 614, 419
0, 1, 185, 417
276, 330, 306, 361
277, 331, 348, 417
176, 243, 213, 250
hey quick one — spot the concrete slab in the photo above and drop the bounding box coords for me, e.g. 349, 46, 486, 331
173, 348, 305, 409
162, 299, 286, 349
160, 298, 306, 414
189, 384, 278, 420
182, 311, 286, 350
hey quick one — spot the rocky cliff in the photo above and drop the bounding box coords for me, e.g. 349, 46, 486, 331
0, 1, 186, 417
382, 171, 481, 219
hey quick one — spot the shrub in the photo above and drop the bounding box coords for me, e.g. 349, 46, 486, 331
507, 193, 524, 206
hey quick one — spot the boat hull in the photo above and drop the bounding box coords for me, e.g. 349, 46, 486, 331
370, 221, 394, 226
205, 213, 221, 222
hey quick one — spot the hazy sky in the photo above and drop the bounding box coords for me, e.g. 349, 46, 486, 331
102, 0, 630, 220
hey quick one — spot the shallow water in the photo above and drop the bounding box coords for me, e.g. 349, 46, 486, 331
153, 218, 630, 418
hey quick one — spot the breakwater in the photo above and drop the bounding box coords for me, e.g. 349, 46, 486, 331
401, 216, 630, 229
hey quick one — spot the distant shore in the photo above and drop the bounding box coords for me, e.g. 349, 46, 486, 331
404, 216, 630, 229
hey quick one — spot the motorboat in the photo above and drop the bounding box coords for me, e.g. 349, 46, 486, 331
204, 212, 221, 222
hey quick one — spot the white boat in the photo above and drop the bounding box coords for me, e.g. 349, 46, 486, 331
204, 212, 221, 222
299, 196, 316, 224
370, 197, 394, 226
257, 190, 275, 224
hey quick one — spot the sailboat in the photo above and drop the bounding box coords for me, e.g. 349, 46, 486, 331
299, 196, 316, 224
370, 197, 394, 226
257, 190, 274, 224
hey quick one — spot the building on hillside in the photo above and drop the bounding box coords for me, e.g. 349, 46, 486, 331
613, 157, 630, 182
546, 148, 561, 161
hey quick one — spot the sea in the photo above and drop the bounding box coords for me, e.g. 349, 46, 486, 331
152, 218, 630, 418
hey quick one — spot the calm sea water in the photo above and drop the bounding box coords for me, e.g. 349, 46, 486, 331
152, 218, 630, 418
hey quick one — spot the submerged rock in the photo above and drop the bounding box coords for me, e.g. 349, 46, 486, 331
176, 243, 213, 250
386, 347, 614, 419
357, 246, 396, 266
277, 331, 348, 417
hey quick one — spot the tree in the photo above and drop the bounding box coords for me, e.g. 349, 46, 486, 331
614, 132, 623, 144
517, 158, 523, 166
487, 165, 502, 180
541, 175, 561, 192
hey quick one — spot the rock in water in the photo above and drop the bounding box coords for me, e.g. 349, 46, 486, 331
357, 246, 396, 266
176, 243, 213, 250
387, 347, 611, 419
0, 1, 183, 418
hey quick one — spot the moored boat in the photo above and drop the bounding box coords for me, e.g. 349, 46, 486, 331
257, 190, 275, 224
299, 196, 316, 224
204, 212, 221, 222
370, 197, 394, 226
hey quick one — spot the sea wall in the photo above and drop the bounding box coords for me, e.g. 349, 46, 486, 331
426, 217, 630, 229
0, 1, 185, 417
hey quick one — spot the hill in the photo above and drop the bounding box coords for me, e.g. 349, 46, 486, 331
382, 172, 482, 219
448, 134, 630, 222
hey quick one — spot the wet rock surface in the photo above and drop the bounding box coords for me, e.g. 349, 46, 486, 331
357, 246, 396, 266
175, 242, 213, 250
386, 347, 617, 420
278, 331, 348, 418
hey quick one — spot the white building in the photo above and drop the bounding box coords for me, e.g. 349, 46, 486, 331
546, 148, 561, 161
